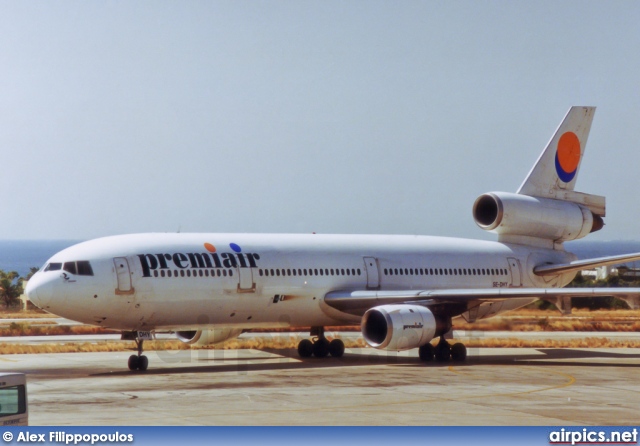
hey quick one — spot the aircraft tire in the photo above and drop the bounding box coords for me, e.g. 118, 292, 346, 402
313, 339, 330, 358
128, 355, 140, 371
138, 355, 149, 371
297, 339, 313, 358
419, 343, 435, 361
451, 343, 467, 362
434, 342, 451, 362
328, 339, 345, 358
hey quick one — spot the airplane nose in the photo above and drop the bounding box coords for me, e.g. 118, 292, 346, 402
25, 273, 51, 309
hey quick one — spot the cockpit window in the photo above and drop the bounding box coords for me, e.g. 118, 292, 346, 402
44, 263, 62, 272
63, 262, 77, 275
62, 261, 94, 276
77, 261, 94, 276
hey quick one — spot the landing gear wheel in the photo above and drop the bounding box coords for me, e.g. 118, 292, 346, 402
128, 355, 139, 371
328, 339, 345, 358
435, 340, 451, 362
313, 338, 330, 358
297, 339, 313, 358
450, 343, 467, 362
419, 343, 435, 362
138, 355, 149, 371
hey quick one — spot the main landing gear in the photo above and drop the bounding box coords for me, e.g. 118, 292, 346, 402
297, 326, 345, 358
418, 337, 467, 363
124, 334, 149, 371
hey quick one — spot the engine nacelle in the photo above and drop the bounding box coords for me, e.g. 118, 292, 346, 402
361, 305, 439, 351
175, 328, 243, 346
473, 191, 603, 242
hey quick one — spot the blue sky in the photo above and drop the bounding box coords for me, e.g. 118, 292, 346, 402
1, 1, 639, 241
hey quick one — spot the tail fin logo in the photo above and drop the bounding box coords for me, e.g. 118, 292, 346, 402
555, 131, 581, 183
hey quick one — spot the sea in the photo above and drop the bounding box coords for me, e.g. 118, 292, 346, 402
1, 239, 640, 278
0, 240, 81, 276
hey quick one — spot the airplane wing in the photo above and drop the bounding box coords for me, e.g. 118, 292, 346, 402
324, 287, 640, 315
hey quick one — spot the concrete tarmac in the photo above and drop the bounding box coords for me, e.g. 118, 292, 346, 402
1, 345, 639, 426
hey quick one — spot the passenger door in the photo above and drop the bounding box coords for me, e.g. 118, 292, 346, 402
363, 257, 380, 290
114, 257, 134, 295
237, 266, 255, 293
507, 257, 522, 287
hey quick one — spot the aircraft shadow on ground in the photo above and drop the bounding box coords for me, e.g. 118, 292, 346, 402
91, 347, 640, 377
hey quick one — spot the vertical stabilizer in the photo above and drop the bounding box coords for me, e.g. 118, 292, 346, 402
518, 106, 595, 196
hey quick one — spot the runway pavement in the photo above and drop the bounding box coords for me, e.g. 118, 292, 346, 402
0, 343, 639, 426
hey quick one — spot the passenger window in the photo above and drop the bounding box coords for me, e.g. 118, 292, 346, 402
63, 262, 77, 275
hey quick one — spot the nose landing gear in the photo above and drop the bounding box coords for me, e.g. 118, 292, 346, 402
122, 332, 150, 371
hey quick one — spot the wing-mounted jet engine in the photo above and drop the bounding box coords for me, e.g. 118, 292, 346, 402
175, 328, 243, 346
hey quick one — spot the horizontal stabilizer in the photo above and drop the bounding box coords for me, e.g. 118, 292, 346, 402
534, 252, 640, 276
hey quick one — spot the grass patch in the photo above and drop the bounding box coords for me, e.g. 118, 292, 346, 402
0, 323, 118, 337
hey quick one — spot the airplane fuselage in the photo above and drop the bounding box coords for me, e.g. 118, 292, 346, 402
27, 233, 576, 331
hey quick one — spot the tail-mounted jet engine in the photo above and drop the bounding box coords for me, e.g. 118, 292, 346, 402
473, 191, 603, 242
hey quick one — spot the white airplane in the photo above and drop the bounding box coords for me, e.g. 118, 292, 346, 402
26, 106, 640, 371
